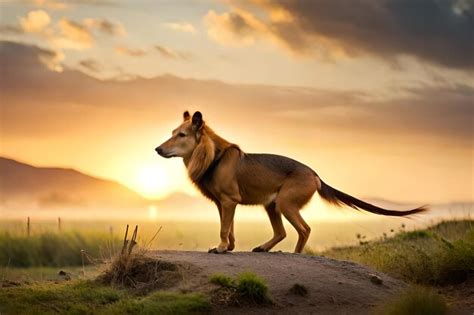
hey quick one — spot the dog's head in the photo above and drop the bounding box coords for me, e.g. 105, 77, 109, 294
155, 111, 204, 159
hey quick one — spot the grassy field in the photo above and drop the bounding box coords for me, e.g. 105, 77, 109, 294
1, 220, 471, 314
310, 220, 474, 285
0, 231, 120, 268
0, 280, 210, 315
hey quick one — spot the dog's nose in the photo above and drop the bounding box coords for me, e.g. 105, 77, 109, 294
155, 147, 163, 155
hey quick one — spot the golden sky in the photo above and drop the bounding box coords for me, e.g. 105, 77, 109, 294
0, 0, 473, 204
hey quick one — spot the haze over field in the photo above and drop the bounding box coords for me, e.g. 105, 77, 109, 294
1, 0, 472, 228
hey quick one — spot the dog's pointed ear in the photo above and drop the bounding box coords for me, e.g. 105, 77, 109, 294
192, 111, 203, 131
183, 111, 190, 121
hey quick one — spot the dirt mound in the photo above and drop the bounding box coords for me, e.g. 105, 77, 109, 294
150, 250, 408, 314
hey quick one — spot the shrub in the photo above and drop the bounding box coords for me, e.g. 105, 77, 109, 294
315, 220, 474, 285
379, 286, 447, 315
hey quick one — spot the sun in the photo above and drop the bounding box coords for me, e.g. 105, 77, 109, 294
133, 165, 169, 199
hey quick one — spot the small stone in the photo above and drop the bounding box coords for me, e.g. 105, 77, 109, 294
369, 274, 383, 285
58, 270, 71, 281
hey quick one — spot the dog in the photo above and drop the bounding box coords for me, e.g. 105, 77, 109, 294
156, 111, 426, 254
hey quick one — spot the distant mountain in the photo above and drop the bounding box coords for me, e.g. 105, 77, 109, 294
0, 156, 147, 209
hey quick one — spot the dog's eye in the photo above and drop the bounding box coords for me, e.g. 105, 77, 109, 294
178, 132, 186, 137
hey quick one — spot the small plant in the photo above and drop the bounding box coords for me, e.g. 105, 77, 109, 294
210, 272, 271, 305
379, 286, 447, 315
236, 272, 270, 304
210, 273, 234, 287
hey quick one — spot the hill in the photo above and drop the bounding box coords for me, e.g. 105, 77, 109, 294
0, 156, 147, 209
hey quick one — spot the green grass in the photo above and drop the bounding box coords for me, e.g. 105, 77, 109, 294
0, 231, 120, 267
236, 272, 270, 304
313, 220, 474, 285
103, 291, 210, 315
210, 273, 234, 287
210, 272, 271, 305
0, 280, 210, 315
378, 286, 447, 315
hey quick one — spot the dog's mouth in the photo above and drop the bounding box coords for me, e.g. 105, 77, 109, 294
160, 153, 175, 158
156, 150, 176, 158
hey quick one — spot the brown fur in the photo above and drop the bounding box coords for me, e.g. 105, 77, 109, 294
156, 111, 427, 254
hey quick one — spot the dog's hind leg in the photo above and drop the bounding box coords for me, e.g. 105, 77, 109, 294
252, 202, 286, 252
282, 209, 311, 253
276, 175, 316, 253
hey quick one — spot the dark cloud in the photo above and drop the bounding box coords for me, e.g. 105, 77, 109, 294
208, 0, 474, 70
1, 40, 471, 146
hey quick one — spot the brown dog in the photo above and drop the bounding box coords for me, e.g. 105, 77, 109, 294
156, 111, 426, 253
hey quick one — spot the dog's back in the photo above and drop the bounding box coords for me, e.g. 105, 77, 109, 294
236, 153, 316, 206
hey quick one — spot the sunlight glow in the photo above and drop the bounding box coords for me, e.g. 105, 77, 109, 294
148, 205, 158, 221
132, 165, 169, 199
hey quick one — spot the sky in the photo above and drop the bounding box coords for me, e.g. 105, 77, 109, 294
0, 0, 473, 205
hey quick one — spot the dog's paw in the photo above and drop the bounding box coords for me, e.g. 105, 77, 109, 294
252, 246, 267, 252
208, 247, 227, 254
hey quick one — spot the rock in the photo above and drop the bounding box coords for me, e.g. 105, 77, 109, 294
369, 274, 383, 285
58, 270, 72, 281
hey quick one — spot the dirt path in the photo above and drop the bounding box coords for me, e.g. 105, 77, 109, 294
150, 250, 407, 314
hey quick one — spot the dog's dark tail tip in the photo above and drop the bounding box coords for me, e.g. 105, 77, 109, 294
316, 177, 428, 217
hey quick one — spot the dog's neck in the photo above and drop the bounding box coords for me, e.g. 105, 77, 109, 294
183, 125, 233, 183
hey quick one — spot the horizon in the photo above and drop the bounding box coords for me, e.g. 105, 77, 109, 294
2, 155, 474, 207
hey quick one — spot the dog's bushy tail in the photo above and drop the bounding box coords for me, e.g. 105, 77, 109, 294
316, 177, 427, 216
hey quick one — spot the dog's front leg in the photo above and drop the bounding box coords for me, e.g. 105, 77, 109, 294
209, 200, 236, 254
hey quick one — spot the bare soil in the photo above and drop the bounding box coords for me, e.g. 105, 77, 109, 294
149, 250, 408, 314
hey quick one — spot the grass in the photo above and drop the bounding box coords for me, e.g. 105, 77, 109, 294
378, 286, 447, 315
0, 280, 210, 315
312, 220, 474, 285
209, 273, 234, 287
0, 231, 120, 268
210, 272, 271, 305
104, 291, 210, 315
236, 272, 270, 304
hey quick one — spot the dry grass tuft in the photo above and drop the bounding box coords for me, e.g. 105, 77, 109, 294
97, 225, 184, 294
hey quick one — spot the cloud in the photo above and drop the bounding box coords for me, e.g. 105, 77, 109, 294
30, 0, 68, 10
154, 45, 191, 60
2, 40, 471, 146
204, 9, 269, 47
38, 48, 65, 72
53, 18, 94, 50
15, 11, 127, 52
21, 0, 116, 10
205, 0, 474, 70
163, 22, 196, 34
115, 45, 147, 57
84, 18, 126, 36
0, 25, 24, 35
19, 9, 51, 33
78, 58, 102, 72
